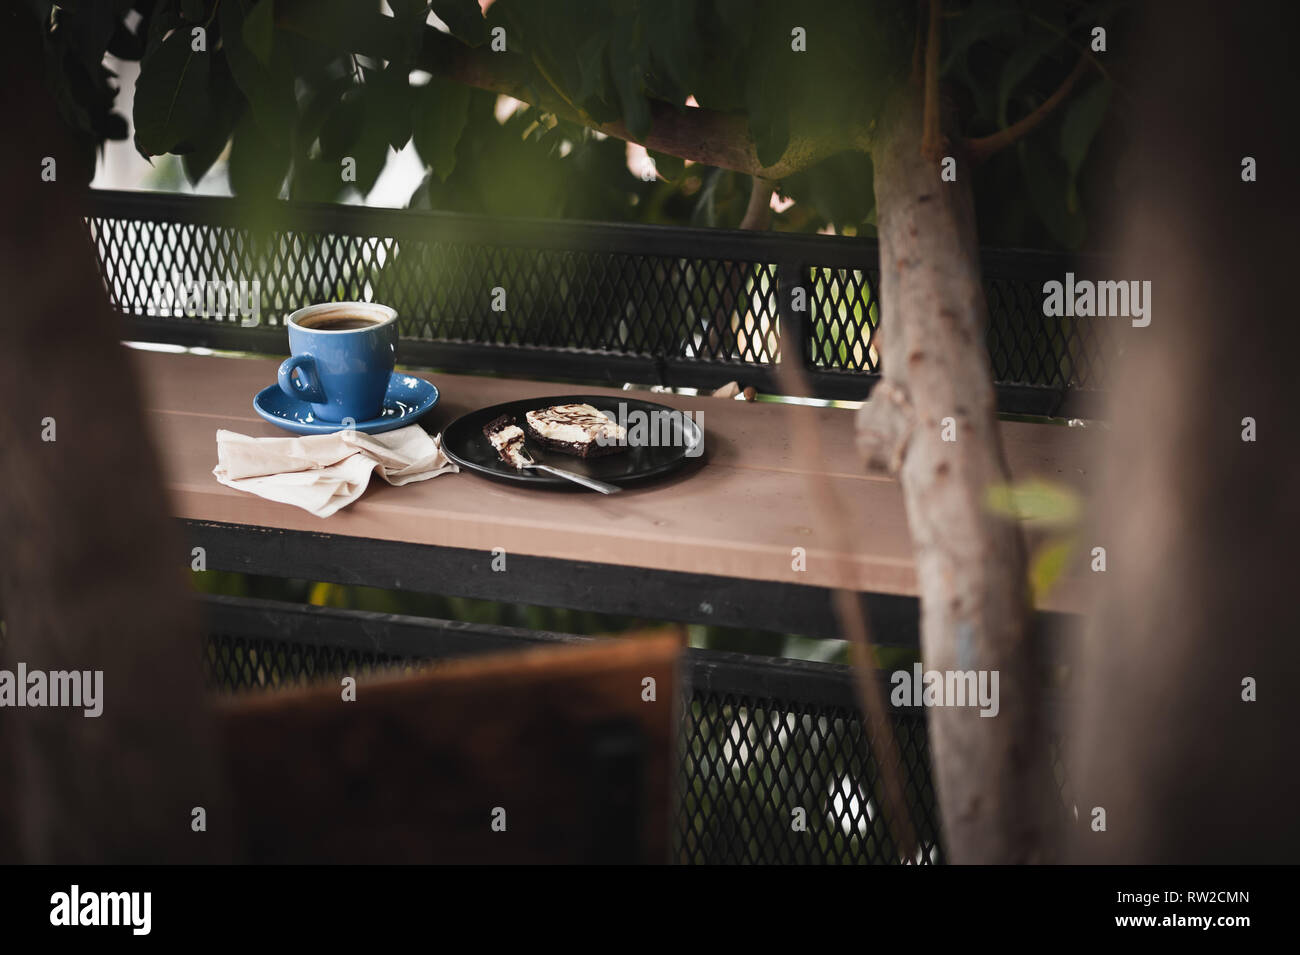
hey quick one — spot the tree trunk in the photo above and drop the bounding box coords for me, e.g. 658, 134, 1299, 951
862, 90, 1055, 862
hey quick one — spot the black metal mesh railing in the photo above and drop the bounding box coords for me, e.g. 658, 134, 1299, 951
205, 631, 429, 693
199, 614, 943, 865
677, 693, 942, 864
86, 190, 1111, 416
808, 266, 881, 372
201, 620, 1080, 865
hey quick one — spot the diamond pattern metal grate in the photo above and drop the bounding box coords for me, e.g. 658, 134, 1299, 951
809, 267, 882, 373
86, 193, 1114, 404
197, 629, 977, 865
204, 632, 432, 694
88, 214, 783, 365
676, 694, 943, 864
806, 266, 1114, 391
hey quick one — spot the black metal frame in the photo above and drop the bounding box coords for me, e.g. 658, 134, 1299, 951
88, 189, 1110, 417
186, 520, 1080, 654
199, 591, 872, 700
187, 520, 916, 643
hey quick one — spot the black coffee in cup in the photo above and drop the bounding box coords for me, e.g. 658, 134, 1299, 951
297, 314, 384, 331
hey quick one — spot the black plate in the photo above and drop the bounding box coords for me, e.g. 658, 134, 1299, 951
440, 394, 705, 487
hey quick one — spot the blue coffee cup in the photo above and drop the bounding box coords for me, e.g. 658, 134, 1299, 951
278, 302, 399, 423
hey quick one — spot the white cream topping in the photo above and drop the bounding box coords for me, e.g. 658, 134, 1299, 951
487, 423, 529, 468
526, 404, 625, 446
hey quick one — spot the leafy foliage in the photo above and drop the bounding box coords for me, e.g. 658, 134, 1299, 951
407, 90, 655, 221
945, 0, 1128, 248
986, 477, 1082, 526
19, 0, 130, 174
986, 475, 1084, 604
27, 0, 1125, 246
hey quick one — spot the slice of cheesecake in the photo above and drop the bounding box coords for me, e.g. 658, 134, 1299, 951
524, 403, 626, 458
483, 414, 530, 468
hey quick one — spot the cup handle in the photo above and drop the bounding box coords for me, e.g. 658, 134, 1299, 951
278, 354, 325, 403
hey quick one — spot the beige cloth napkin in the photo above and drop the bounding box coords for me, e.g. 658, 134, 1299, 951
213, 425, 458, 518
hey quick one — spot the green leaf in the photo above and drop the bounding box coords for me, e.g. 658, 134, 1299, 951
609, 22, 651, 142
1029, 535, 1076, 605
389, 0, 430, 17
368, 66, 415, 150
295, 73, 353, 152
228, 109, 290, 198
241, 0, 275, 67
182, 135, 228, 185
943, 0, 1022, 73
412, 78, 471, 180
647, 149, 685, 183
289, 155, 347, 203
645, 0, 695, 104
101, 113, 129, 141
107, 15, 148, 59
713, 0, 753, 47
690, 0, 753, 111
746, 67, 789, 169
347, 125, 392, 198
181, 59, 239, 184
220, 0, 295, 143
574, 34, 610, 108
388, 0, 432, 66
132, 28, 211, 157
1021, 136, 1085, 249
691, 168, 746, 229
1059, 79, 1113, 212
985, 478, 1082, 527
145, 4, 184, 59
785, 151, 875, 229
430, 0, 488, 46
319, 89, 363, 160
58, 1, 118, 72
996, 32, 1061, 128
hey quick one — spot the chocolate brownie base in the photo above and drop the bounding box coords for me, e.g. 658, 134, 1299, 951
483, 413, 532, 468
482, 413, 517, 437
523, 419, 627, 459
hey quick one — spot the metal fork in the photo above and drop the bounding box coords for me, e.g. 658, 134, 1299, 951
517, 447, 621, 494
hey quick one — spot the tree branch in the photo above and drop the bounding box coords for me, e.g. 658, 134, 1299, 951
920, 0, 946, 160
857, 379, 916, 474
910, 2, 925, 85
963, 53, 1092, 164
873, 88, 1056, 862
739, 178, 774, 230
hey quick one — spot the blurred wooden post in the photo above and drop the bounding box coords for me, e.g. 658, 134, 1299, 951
1070, 0, 1300, 862
0, 11, 229, 863
220, 634, 682, 863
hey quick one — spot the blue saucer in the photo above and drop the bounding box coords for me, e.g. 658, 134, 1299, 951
254, 373, 439, 435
